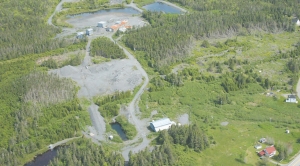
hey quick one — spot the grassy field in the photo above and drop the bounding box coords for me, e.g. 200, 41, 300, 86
134, 31, 300, 165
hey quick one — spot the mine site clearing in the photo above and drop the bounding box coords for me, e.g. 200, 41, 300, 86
48, 0, 190, 161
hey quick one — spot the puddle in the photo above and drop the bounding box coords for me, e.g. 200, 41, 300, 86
142, 2, 182, 14
111, 123, 128, 141
25, 147, 60, 166
67, 7, 141, 18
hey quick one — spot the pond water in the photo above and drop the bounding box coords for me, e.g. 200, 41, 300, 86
25, 147, 60, 166
67, 7, 141, 18
111, 123, 128, 141
142, 2, 182, 14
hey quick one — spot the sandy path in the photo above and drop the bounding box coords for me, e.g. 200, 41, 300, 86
51, 136, 81, 148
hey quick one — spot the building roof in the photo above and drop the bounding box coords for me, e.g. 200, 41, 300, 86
77, 32, 84, 35
151, 118, 172, 128
288, 95, 296, 99
265, 146, 276, 154
259, 150, 265, 156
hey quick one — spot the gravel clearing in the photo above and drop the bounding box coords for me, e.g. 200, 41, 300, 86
178, 113, 189, 125
50, 59, 143, 98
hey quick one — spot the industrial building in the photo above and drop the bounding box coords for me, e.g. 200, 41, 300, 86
86, 28, 93, 36
97, 21, 107, 28
150, 118, 176, 132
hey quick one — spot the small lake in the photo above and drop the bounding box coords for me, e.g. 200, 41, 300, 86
67, 7, 141, 18
142, 2, 182, 14
111, 123, 128, 141
25, 147, 60, 166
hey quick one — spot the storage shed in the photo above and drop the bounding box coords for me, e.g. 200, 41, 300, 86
97, 21, 107, 28
76, 32, 85, 39
86, 28, 93, 36
150, 118, 175, 132
286, 95, 297, 103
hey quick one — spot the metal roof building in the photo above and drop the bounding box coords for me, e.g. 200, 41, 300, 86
97, 21, 106, 28
150, 118, 175, 132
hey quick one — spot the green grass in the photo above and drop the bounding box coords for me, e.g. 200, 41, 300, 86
133, 0, 155, 7
91, 56, 110, 64
116, 115, 137, 140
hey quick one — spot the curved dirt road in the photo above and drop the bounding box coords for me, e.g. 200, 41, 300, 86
119, 43, 150, 161
108, 36, 151, 161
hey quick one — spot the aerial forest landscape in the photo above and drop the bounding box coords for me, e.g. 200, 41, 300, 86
1, 0, 300, 165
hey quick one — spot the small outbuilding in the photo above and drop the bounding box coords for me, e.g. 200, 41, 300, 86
259, 138, 267, 143
86, 28, 93, 36
286, 95, 297, 103
76, 32, 85, 39
106, 28, 114, 32
97, 21, 107, 28
150, 118, 175, 132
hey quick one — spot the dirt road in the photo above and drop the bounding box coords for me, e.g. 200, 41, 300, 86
50, 136, 81, 149
110, 38, 151, 161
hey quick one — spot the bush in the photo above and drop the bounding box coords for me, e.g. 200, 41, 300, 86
41, 58, 58, 69
116, 116, 137, 139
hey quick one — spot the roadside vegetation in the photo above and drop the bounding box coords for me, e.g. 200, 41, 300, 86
40, 51, 85, 69
49, 138, 124, 166
91, 37, 126, 59
94, 91, 132, 118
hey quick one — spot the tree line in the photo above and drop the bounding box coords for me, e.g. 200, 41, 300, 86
94, 91, 132, 118
91, 37, 126, 59
124, 0, 299, 73
128, 125, 210, 165
49, 139, 124, 166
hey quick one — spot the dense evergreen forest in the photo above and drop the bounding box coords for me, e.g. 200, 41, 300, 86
91, 37, 126, 59
0, 0, 89, 165
124, 0, 300, 73
0, 0, 77, 60
49, 139, 124, 166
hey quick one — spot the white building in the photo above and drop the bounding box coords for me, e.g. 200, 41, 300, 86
86, 28, 93, 36
119, 27, 126, 33
76, 32, 84, 39
150, 118, 175, 132
292, 18, 300, 26
286, 95, 297, 103
97, 21, 107, 28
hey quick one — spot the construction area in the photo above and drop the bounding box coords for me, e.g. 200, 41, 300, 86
65, 7, 146, 36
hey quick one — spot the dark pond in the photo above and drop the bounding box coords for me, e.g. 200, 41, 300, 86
111, 123, 128, 141
142, 2, 182, 14
25, 147, 60, 166
67, 7, 141, 18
